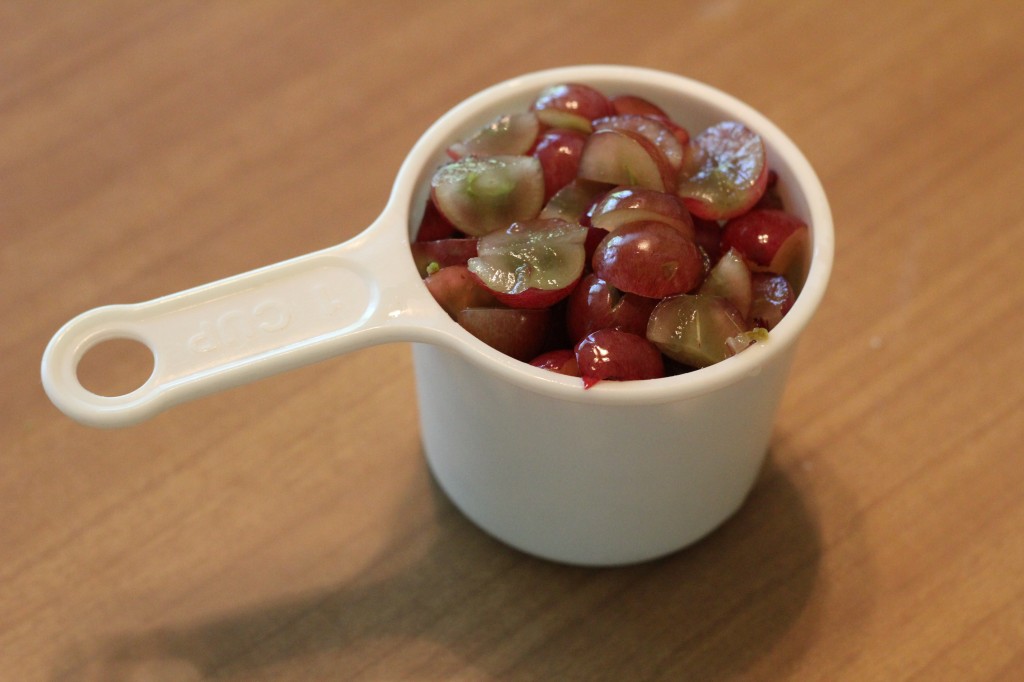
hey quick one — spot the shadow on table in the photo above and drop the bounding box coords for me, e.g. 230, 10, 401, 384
52, 449, 829, 681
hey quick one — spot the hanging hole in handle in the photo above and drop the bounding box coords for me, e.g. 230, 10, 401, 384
76, 337, 155, 397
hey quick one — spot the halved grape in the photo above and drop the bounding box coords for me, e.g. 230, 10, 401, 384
577, 128, 676, 192
539, 178, 609, 223
592, 221, 703, 298
411, 238, 478, 277
593, 114, 684, 170
609, 94, 671, 119
532, 128, 588, 201
698, 247, 752, 319
575, 329, 664, 388
677, 121, 768, 220
565, 272, 657, 343
458, 307, 550, 361
588, 186, 694, 238
609, 94, 690, 144
749, 272, 796, 329
647, 294, 749, 368
447, 111, 541, 160
414, 197, 458, 242
468, 218, 587, 308
431, 155, 544, 236
424, 265, 497, 318
721, 208, 808, 277
531, 83, 614, 133
530, 348, 580, 376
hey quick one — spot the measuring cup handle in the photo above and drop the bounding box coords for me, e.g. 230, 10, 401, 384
41, 216, 445, 428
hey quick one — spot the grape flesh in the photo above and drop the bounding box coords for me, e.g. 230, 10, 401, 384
647, 294, 748, 368
677, 122, 768, 220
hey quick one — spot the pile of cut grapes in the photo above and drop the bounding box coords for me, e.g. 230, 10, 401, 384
412, 83, 808, 387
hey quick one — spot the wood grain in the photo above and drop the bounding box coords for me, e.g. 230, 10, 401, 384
3, 1, 1023, 680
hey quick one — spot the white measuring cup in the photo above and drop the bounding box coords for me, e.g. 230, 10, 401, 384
42, 65, 833, 565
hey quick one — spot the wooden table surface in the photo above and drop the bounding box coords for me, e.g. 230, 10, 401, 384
3, 1, 1023, 680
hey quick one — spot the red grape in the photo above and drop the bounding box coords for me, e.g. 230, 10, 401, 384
647, 294, 749, 368
424, 265, 497, 318
539, 178, 607, 224
415, 198, 458, 242
588, 185, 694, 239
609, 94, 690, 144
698, 247, 752, 319
677, 121, 768, 220
749, 272, 796, 329
447, 111, 540, 160
565, 272, 657, 343
532, 83, 614, 132
532, 128, 588, 201
593, 114, 684, 171
458, 307, 551, 361
575, 329, 664, 388
592, 221, 703, 298
530, 348, 580, 376
721, 208, 808, 276
431, 155, 544, 236
411, 237, 478, 277
577, 128, 676, 192
468, 218, 587, 309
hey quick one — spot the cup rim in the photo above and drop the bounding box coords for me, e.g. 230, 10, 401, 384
391, 64, 834, 405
